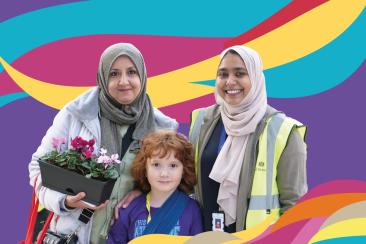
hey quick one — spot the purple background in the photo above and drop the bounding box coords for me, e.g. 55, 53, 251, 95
1, 2, 365, 243
2, 62, 364, 242
0, 0, 81, 22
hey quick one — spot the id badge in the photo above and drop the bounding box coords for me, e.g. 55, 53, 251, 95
212, 212, 225, 231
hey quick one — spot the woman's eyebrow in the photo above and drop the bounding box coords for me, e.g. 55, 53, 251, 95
233, 67, 247, 71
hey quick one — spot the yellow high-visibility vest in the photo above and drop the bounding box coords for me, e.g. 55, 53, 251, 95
189, 108, 306, 228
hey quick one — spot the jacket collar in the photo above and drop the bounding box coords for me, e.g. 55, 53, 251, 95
65, 87, 100, 122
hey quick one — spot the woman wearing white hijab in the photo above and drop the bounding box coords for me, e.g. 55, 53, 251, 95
189, 45, 308, 232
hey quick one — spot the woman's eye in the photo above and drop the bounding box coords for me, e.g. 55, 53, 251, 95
128, 70, 137, 75
217, 72, 228, 78
109, 71, 119, 77
236, 72, 247, 77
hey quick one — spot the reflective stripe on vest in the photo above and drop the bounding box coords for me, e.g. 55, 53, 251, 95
189, 108, 206, 176
246, 113, 306, 228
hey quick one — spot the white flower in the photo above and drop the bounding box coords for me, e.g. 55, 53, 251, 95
97, 151, 121, 168
100, 148, 107, 155
111, 154, 121, 163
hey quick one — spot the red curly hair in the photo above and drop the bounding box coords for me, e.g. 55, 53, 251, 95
131, 129, 196, 194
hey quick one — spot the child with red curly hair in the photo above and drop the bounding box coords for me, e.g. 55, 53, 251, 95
108, 130, 203, 243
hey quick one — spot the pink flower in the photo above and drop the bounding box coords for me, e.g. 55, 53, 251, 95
97, 148, 121, 168
82, 149, 92, 159
88, 139, 95, 146
71, 137, 96, 157
71, 136, 83, 149
100, 148, 107, 155
97, 155, 111, 168
51, 137, 66, 150
111, 154, 121, 164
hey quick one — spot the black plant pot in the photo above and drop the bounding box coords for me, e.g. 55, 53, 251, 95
38, 159, 116, 205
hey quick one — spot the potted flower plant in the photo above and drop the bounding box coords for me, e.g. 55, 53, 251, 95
38, 136, 121, 205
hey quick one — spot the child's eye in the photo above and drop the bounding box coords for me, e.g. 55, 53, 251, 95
170, 163, 180, 168
152, 163, 160, 167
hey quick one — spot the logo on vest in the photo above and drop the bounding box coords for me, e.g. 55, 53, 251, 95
256, 161, 266, 172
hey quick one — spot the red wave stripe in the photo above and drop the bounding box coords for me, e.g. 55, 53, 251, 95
225, 0, 328, 47
271, 193, 366, 232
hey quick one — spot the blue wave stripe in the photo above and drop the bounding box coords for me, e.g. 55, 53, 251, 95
0, 0, 289, 72
0, 92, 29, 107
192, 10, 366, 98
313, 235, 366, 244
264, 9, 366, 98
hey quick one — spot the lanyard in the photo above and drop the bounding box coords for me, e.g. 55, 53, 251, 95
146, 192, 152, 223
217, 123, 227, 154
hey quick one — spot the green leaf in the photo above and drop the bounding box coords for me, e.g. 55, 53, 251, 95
104, 169, 119, 180
81, 162, 91, 170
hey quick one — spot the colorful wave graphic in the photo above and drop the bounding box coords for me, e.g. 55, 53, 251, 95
1, 1, 365, 109
1, 1, 365, 244
126, 180, 366, 244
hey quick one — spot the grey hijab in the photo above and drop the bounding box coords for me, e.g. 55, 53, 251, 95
97, 43, 155, 155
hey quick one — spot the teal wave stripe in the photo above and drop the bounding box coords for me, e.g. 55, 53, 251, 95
0, 0, 289, 72
313, 236, 366, 244
193, 9, 366, 98
264, 9, 366, 98
0, 92, 29, 107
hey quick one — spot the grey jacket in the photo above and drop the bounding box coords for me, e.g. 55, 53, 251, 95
192, 104, 307, 231
28, 87, 178, 244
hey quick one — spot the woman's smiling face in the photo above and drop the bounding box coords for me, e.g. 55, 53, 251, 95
107, 55, 142, 105
216, 52, 252, 105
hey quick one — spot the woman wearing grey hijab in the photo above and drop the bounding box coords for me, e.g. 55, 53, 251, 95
189, 45, 307, 232
28, 43, 178, 243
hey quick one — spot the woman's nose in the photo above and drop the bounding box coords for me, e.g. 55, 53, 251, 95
226, 75, 236, 86
118, 73, 128, 85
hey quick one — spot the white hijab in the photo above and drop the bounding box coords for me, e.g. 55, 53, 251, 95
209, 45, 268, 225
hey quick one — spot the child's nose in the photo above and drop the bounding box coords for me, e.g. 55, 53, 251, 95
160, 168, 168, 177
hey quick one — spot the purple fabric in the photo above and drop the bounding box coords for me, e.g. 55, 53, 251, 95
108, 194, 203, 243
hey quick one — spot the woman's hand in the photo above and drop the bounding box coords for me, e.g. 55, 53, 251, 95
65, 192, 109, 210
114, 190, 142, 219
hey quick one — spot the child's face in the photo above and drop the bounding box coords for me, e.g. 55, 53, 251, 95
146, 151, 183, 195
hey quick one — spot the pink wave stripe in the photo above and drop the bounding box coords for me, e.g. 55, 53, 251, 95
244, 226, 273, 243
248, 219, 309, 244
159, 93, 215, 123
298, 180, 366, 203
0, 34, 230, 95
291, 217, 327, 244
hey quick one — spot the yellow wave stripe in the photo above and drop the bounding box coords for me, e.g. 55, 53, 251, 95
0, 57, 91, 109
148, 0, 365, 106
246, 0, 366, 69
130, 234, 190, 244
309, 218, 366, 243
0, 56, 214, 109
1, 0, 364, 109
223, 211, 277, 244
